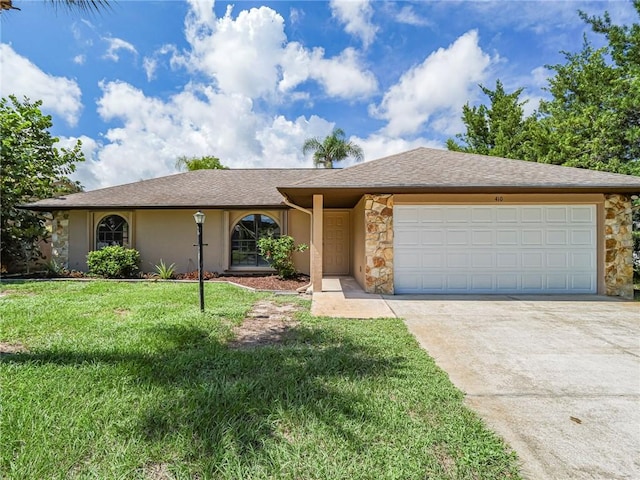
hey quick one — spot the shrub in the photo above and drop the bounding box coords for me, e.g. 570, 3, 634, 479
257, 235, 308, 279
43, 258, 67, 278
154, 259, 176, 279
87, 246, 140, 278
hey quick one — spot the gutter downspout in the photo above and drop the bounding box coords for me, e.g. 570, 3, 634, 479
282, 195, 313, 293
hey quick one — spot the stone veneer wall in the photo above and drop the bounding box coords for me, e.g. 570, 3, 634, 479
604, 194, 634, 299
51, 211, 70, 269
364, 194, 394, 294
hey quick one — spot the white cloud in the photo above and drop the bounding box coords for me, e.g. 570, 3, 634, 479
173, 2, 378, 101
309, 47, 378, 98
330, 0, 378, 48
103, 37, 138, 62
178, 4, 287, 98
74, 80, 335, 189
372, 30, 492, 136
73, 54, 86, 65
142, 57, 158, 81
280, 44, 378, 98
0, 44, 83, 127
395, 5, 431, 27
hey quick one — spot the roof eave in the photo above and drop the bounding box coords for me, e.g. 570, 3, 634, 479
18, 203, 289, 212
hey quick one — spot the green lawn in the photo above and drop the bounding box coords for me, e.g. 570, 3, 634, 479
0, 281, 521, 480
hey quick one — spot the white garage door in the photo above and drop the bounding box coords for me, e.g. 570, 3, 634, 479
394, 205, 597, 294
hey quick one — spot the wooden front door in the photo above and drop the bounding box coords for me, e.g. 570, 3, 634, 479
323, 211, 350, 275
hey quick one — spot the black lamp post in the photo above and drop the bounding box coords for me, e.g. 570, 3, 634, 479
193, 210, 206, 312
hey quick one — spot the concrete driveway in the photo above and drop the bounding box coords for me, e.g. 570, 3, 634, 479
384, 295, 640, 480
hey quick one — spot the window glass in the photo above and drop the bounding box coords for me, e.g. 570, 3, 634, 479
96, 215, 129, 249
231, 214, 279, 267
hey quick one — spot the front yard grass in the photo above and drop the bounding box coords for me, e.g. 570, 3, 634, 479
1, 281, 521, 479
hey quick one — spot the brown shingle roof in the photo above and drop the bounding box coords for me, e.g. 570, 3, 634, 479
283, 147, 640, 189
24, 169, 332, 211
276, 147, 640, 207
23, 148, 640, 211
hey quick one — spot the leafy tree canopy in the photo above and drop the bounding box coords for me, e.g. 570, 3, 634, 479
1, 95, 84, 272
302, 128, 364, 168
446, 80, 537, 161
448, 2, 639, 176
175, 155, 228, 171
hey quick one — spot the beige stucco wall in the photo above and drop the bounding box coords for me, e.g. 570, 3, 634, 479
288, 209, 312, 275
135, 209, 226, 274
351, 196, 366, 289
67, 210, 90, 271
57, 208, 311, 275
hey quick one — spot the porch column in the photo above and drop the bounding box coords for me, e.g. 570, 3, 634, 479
312, 194, 323, 292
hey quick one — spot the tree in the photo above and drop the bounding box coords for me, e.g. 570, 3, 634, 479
1, 95, 84, 272
1, 0, 110, 13
175, 155, 228, 171
534, 2, 640, 175
447, 80, 537, 160
302, 128, 364, 168
447, 3, 640, 176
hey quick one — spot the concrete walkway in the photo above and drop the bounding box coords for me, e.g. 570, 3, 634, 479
386, 295, 640, 480
311, 277, 396, 318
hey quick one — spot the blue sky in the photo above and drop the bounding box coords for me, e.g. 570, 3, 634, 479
1, 0, 635, 190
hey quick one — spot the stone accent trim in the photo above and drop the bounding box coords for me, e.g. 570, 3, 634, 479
364, 194, 394, 294
604, 194, 634, 299
51, 211, 70, 269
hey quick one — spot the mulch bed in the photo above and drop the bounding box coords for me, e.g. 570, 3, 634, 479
1, 272, 310, 292
211, 275, 310, 292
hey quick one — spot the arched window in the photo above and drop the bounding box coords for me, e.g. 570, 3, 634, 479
231, 214, 280, 267
96, 215, 129, 249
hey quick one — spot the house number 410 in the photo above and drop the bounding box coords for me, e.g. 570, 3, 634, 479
495, 196, 504, 202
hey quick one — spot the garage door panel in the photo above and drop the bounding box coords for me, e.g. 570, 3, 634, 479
472, 275, 493, 290
471, 252, 494, 268
496, 252, 519, 268
496, 207, 519, 223
571, 229, 594, 245
447, 253, 469, 268
521, 206, 544, 222
571, 206, 595, 222
522, 229, 543, 245
421, 230, 444, 245
522, 252, 544, 268
447, 230, 469, 245
419, 207, 443, 223
571, 251, 595, 268
394, 205, 597, 294
547, 252, 569, 268
472, 230, 493, 244
496, 230, 518, 245
395, 229, 421, 246
422, 252, 443, 268
471, 207, 493, 222
445, 207, 470, 223
547, 230, 568, 244
395, 206, 420, 223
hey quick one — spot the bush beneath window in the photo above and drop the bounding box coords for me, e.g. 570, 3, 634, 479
87, 246, 141, 279
257, 235, 307, 279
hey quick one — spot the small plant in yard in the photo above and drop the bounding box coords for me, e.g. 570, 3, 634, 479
87, 245, 140, 278
154, 259, 176, 279
257, 235, 308, 279
42, 258, 67, 278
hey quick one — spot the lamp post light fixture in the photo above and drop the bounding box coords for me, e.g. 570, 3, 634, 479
193, 210, 206, 312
